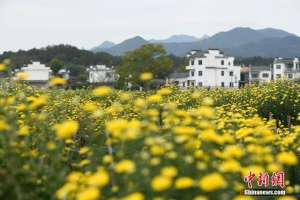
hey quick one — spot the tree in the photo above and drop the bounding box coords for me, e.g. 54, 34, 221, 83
168, 55, 188, 72
50, 58, 64, 75
0, 44, 121, 70
67, 65, 88, 87
117, 44, 173, 88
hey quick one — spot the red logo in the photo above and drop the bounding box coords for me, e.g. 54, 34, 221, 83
244, 171, 285, 189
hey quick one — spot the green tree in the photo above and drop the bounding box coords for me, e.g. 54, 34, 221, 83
67, 65, 88, 87
50, 58, 64, 75
117, 44, 172, 88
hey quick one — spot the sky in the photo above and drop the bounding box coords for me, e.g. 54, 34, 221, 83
1, 0, 300, 53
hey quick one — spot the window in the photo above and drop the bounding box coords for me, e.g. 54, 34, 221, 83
228, 62, 231, 66
221, 71, 225, 76
229, 82, 234, 87
191, 60, 194, 65
191, 81, 195, 87
198, 71, 203, 76
198, 60, 202, 65
221, 60, 225, 65
182, 82, 185, 87
262, 73, 269, 78
276, 74, 281, 78
229, 71, 234, 76
221, 82, 225, 87
251, 72, 259, 78
276, 65, 281, 70
198, 82, 203, 87
287, 63, 293, 69
191, 71, 195, 77
288, 74, 293, 79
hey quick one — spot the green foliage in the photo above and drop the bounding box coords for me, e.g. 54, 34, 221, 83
1, 80, 300, 199
50, 58, 64, 75
0, 45, 121, 69
67, 65, 88, 86
117, 44, 173, 88
168, 55, 188, 72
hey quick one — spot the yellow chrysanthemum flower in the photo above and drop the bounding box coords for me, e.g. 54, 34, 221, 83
277, 152, 298, 166
115, 160, 136, 174
76, 187, 100, 200
92, 86, 113, 97
199, 173, 227, 192
151, 176, 172, 191
54, 120, 79, 140
49, 77, 66, 86
140, 72, 153, 81
175, 177, 194, 189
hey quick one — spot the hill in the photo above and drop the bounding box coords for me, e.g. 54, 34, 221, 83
0, 45, 121, 69
227, 36, 300, 57
93, 36, 149, 56
149, 34, 201, 43
93, 27, 299, 57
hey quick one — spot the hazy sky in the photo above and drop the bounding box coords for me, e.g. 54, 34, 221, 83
1, 0, 299, 53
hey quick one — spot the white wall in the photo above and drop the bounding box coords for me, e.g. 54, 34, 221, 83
168, 77, 187, 89
88, 65, 115, 83
259, 71, 272, 82
21, 62, 51, 81
186, 50, 240, 88
273, 58, 300, 80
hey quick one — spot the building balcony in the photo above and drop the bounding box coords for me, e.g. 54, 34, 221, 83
284, 69, 300, 73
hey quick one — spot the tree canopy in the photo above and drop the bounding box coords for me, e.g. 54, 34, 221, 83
117, 44, 173, 88
0, 45, 122, 69
50, 58, 64, 75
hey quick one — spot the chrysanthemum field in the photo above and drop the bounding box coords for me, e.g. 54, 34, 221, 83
1, 78, 300, 200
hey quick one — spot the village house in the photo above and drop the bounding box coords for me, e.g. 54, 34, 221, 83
273, 57, 300, 80
87, 65, 116, 84
57, 69, 70, 80
166, 72, 189, 89
185, 49, 241, 88
249, 66, 272, 84
17, 61, 52, 88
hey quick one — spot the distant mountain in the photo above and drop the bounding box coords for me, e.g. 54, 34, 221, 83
200, 34, 210, 40
257, 28, 296, 38
93, 27, 299, 57
227, 36, 300, 57
99, 36, 149, 56
150, 34, 201, 43
198, 27, 270, 49
93, 41, 115, 50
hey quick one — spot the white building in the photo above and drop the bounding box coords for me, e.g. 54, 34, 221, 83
186, 49, 241, 88
166, 72, 189, 89
273, 58, 300, 80
20, 61, 51, 81
58, 69, 70, 80
249, 66, 272, 84
87, 65, 116, 83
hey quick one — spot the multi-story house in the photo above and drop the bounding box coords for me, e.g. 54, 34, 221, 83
249, 66, 272, 84
273, 58, 300, 80
240, 66, 272, 86
166, 72, 189, 89
87, 65, 116, 83
185, 49, 241, 88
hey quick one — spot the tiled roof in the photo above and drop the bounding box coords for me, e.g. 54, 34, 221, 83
250, 66, 271, 71
169, 72, 189, 79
